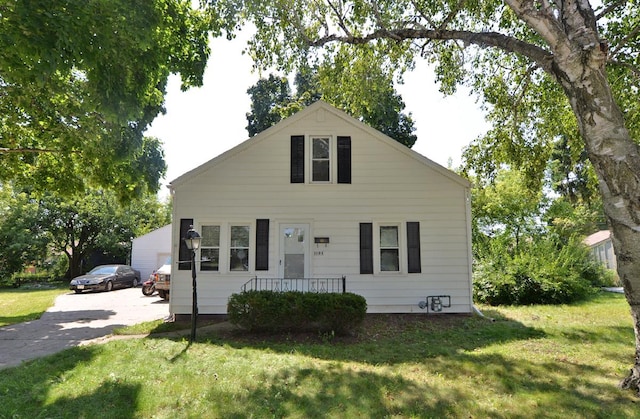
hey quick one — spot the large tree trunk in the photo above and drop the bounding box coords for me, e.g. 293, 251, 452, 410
507, 0, 640, 391
66, 248, 84, 279
559, 47, 640, 393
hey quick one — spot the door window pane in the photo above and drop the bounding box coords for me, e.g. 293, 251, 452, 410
283, 227, 305, 279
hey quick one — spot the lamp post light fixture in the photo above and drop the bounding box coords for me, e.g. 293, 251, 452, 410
183, 226, 202, 342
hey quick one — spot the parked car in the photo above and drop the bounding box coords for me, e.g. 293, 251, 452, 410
153, 257, 171, 300
70, 264, 141, 294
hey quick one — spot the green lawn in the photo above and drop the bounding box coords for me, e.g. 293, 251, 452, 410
0, 285, 69, 327
0, 291, 638, 418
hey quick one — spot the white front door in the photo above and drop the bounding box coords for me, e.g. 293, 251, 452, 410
279, 224, 310, 279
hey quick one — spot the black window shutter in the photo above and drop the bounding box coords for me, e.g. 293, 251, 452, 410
255, 219, 269, 270
407, 222, 422, 273
290, 135, 305, 183
360, 223, 373, 274
178, 218, 193, 271
337, 136, 352, 184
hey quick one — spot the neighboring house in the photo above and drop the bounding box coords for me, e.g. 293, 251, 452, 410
584, 230, 617, 270
168, 101, 473, 315
131, 224, 171, 280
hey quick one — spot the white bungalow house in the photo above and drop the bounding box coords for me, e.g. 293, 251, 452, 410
584, 230, 617, 270
131, 224, 171, 280
168, 101, 473, 315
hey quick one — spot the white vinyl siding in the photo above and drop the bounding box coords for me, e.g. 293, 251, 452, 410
130, 224, 171, 280
170, 102, 472, 315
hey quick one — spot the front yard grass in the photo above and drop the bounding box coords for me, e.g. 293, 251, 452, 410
0, 291, 638, 418
0, 284, 69, 327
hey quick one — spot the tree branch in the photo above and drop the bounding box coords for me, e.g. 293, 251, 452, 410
609, 59, 640, 81
595, 0, 627, 20
325, 0, 353, 38
0, 148, 79, 154
437, 0, 467, 32
309, 28, 554, 72
610, 24, 640, 58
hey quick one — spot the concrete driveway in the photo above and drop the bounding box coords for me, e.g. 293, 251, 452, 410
0, 287, 169, 370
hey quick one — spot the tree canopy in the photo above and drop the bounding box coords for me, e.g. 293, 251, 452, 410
203, 0, 640, 392
0, 0, 211, 199
246, 68, 417, 147
0, 184, 171, 280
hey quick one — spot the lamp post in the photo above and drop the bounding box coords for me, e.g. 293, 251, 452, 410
183, 226, 202, 342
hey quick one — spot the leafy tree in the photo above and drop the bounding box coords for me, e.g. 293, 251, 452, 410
246, 66, 417, 147
471, 169, 545, 257
37, 189, 171, 278
0, 184, 48, 279
246, 75, 293, 137
0, 186, 170, 279
549, 136, 600, 207
471, 169, 612, 306
0, 0, 211, 199
205, 1, 640, 391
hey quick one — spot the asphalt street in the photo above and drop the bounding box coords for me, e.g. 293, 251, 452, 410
0, 287, 169, 370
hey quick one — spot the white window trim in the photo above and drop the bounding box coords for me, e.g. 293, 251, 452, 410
373, 222, 405, 274
196, 221, 255, 274
228, 223, 252, 273
199, 224, 221, 272
307, 134, 337, 184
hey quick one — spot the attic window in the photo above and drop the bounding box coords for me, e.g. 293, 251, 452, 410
312, 137, 331, 182
290, 135, 351, 184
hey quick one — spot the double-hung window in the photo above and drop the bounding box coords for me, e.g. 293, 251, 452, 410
359, 222, 421, 274
380, 225, 400, 272
312, 136, 331, 182
290, 135, 351, 184
230, 225, 250, 271
200, 225, 220, 271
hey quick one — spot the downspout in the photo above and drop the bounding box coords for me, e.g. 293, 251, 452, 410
473, 305, 495, 322
464, 188, 475, 314
168, 184, 177, 317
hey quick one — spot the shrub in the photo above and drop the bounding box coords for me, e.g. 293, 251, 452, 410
227, 290, 367, 335
473, 237, 608, 305
4, 272, 59, 288
49, 255, 69, 280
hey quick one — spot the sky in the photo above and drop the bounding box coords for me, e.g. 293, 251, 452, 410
145, 34, 490, 197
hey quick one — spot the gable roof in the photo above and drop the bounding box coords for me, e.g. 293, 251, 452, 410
169, 100, 471, 189
584, 230, 611, 247
131, 224, 171, 245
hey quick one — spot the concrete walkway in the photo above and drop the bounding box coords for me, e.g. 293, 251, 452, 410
0, 287, 169, 370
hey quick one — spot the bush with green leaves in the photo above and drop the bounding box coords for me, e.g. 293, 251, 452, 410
473, 237, 614, 305
227, 290, 367, 335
